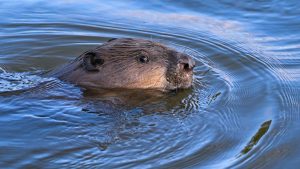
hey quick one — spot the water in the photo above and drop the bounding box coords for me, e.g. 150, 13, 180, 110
1, 0, 300, 168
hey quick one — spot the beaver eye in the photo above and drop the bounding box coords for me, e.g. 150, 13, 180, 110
93, 58, 104, 65
138, 55, 149, 63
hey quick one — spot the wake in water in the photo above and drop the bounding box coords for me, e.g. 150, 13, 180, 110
0, 67, 7, 73
0, 71, 55, 92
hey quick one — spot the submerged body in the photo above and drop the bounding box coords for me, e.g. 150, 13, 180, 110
49, 38, 195, 91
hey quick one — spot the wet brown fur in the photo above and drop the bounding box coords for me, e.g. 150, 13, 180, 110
49, 38, 194, 91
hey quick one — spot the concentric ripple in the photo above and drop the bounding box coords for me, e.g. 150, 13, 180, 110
0, 1, 300, 169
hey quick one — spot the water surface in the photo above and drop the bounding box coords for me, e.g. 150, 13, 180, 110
1, 0, 300, 168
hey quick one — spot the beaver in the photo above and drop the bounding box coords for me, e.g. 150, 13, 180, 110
49, 38, 195, 91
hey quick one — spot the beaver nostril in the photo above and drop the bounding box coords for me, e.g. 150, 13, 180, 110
178, 55, 195, 72
180, 62, 193, 72
183, 63, 190, 71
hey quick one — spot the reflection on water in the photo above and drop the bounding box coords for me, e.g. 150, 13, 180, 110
1, 0, 300, 168
240, 120, 272, 156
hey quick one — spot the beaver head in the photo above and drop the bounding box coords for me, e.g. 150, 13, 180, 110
52, 38, 195, 91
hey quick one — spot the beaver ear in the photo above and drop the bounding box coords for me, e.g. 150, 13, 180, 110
83, 52, 104, 72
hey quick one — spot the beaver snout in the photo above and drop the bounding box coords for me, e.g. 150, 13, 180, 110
178, 54, 196, 72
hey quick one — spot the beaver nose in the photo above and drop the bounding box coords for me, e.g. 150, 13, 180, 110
178, 55, 196, 72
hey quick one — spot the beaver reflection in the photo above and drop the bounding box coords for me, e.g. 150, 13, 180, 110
49, 38, 195, 91
82, 87, 193, 111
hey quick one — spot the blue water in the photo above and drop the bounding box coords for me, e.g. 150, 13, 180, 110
1, 1, 300, 168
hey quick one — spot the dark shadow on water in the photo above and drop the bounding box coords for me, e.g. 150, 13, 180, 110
81, 86, 194, 113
